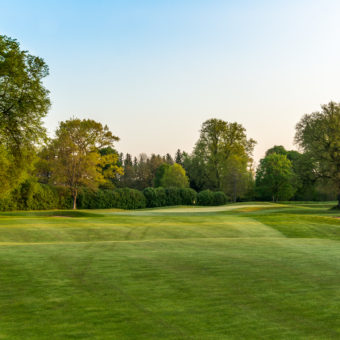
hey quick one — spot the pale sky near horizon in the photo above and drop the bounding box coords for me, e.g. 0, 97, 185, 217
1, 0, 340, 163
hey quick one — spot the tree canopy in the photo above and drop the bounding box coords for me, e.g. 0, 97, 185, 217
47, 118, 123, 209
295, 102, 340, 206
160, 163, 189, 188
185, 118, 255, 200
256, 153, 296, 202
0, 35, 50, 194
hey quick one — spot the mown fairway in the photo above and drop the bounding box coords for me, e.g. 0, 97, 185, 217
0, 203, 339, 339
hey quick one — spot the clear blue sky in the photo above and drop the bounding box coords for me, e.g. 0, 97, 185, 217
1, 0, 340, 162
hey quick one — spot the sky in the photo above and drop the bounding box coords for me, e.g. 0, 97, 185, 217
1, 0, 340, 163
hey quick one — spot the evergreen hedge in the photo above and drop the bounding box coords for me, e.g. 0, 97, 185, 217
0, 182, 227, 211
197, 190, 228, 206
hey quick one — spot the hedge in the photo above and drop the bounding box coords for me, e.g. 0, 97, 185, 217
0, 182, 227, 211
77, 187, 146, 209
197, 190, 228, 206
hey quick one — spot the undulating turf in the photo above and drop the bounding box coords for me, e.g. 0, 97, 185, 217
0, 202, 339, 339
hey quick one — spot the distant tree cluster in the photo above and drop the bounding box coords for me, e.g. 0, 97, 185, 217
255, 102, 340, 203
1, 34, 340, 210
115, 152, 188, 190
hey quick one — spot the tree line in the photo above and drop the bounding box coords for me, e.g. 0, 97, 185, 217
1, 35, 340, 209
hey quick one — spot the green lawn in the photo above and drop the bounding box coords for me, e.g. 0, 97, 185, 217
0, 203, 339, 339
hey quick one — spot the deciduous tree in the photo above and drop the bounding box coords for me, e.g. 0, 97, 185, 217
188, 119, 255, 196
49, 118, 123, 209
0, 35, 50, 194
295, 102, 340, 207
160, 163, 189, 188
255, 153, 296, 202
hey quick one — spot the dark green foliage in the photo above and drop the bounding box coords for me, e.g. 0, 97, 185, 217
74, 187, 148, 210
175, 149, 184, 165
144, 187, 181, 208
145, 187, 193, 207
197, 190, 214, 206
143, 187, 166, 208
15, 180, 59, 210
0, 184, 147, 211
154, 163, 170, 187
197, 190, 227, 206
0, 195, 17, 211
179, 188, 197, 205
0, 180, 67, 211
154, 187, 167, 207
144, 187, 197, 207
143, 187, 158, 208
78, 188, 146, 209
212, 191, 228, 205
55, 186, 73, 209
114, 188, 146, 209
77, 188, 109, 209
165, 187, 182, 206
265, 145, 287, 156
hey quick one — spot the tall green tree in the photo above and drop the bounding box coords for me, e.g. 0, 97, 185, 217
175, 149, 184, 165
0, 35, 50, 194
164, 153, 174, 165
189, 119, 255, 196
119, 153, 135, 188
255, 153, 296, 202
134, 153, 153, 190
295, 101, 340, 207
222, 154, 251, 202
48, 118, 123, 209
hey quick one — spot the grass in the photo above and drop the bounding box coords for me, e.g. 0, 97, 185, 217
0, 202, 339, 339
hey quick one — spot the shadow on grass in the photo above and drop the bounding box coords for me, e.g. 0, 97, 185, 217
0, 210, 105, 218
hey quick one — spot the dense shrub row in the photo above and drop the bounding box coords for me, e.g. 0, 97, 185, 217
143, 187, 197, 208
77, 188, 146, 209
0, 180, 73, 211
0, 180, 229, 211
197, 190, 228, 206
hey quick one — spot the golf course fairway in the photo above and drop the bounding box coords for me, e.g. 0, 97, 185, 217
0, 202, 339, 339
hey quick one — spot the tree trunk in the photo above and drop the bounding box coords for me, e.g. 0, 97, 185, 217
73, 189, 77, 210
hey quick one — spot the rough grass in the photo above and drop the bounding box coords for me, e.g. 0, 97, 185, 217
0, 202, 339, 339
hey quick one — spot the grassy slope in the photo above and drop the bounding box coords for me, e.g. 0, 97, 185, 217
0, 203, 339, 339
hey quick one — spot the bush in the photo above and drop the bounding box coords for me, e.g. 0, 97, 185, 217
0, 195, 17, 211
0, 183, 200, 211
0, 180, 64, 211
197, 190, 228, 206
144, 187, 189, 208
197, 189, 214, 206
165, 187, 182, 206
114, 188, 146, 209
155, 187, 167, 206
212, 191, 228, 205
55, 186, 73, 209
77, 187, 146, 210
143, 187, 158, 208
13, 180, 59, 210
179, 188, 197, 205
